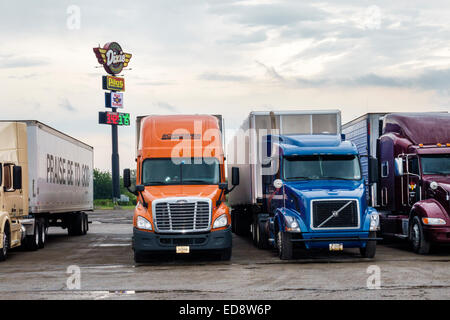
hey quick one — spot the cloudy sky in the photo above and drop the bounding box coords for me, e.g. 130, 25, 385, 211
1, 0, 450, 171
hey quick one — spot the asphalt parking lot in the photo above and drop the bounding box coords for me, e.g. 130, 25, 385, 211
1, 209, 450, 300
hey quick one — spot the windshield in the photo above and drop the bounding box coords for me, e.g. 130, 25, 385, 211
421, 154, 450, 175
142, 158, 220, 185
283, 155, 362, 181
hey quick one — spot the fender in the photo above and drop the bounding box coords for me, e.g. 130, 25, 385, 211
410, 199, 449, 222
0, 211, 10, 248
362, 207, 378, 231
0, 211, 10, 234
273, 207, 306, 233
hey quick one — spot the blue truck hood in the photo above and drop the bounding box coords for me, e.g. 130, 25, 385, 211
281, 179, 368, 233
284, 179, 365, 199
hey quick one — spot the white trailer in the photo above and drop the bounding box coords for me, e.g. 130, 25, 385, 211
0, 120, 93, 254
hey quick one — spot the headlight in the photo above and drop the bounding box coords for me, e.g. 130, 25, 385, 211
136, 216, 152, 231
213, 214, 228, 229
422, 217, 446, 225
285, 216, 301, 232
370, 213, 380, 231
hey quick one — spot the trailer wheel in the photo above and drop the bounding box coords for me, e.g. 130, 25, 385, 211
233, 210, 250, 236
81, 213, 88, 235
38, 219, 46, 249
251, 219, 258, 246
277, 231, 293, 260
68, 213, 83, 236
256, 220, 269, 249
25, 221, 39, 251
360, 232, 377, 258
410, 216, 431, 254
0, 223, 10, 262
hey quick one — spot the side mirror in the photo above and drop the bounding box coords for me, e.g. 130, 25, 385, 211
123, 168, 131, 188
394, 158, 403, 176
135, 185, 145, 192
231, 167, 240, 186
13, 166, 22, 190
368, 157, 379, 184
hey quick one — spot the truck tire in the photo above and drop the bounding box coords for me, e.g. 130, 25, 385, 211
25, 221, 40, 251
233, 210, 250, 236
83, 213, 89, 234
68, 213, 83, 236
0, 223, 10, 262
38, 218, 46, 249
134, 251, 146, 263
251, 219, 258, 246
219, 247, 232, 261
360, 232, 377, 258
80, 213, 88, 235
277, 231, 293, 260
256, 220, 269, 249
410, 216, 431, 254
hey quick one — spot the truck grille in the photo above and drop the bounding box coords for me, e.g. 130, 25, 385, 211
311, 200, 359, 229
153, 199, 211, 232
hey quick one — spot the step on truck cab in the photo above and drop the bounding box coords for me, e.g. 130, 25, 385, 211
124, 115, 238, 262
343, 112, 450, 254
0, 121, 93, 261
227, 111, 380, 260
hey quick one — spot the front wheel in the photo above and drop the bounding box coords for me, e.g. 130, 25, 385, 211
277, 231, 293, 260
219, 247, 232, 261
410, 216, 431, 254
360, 232, 377, 258
0, 225, 10, 261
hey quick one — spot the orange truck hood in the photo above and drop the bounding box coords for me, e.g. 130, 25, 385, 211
142, 185, 221, 204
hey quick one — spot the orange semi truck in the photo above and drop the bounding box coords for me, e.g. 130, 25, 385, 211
123, 115, 239, 262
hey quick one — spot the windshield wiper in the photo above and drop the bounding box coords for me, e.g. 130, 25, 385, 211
322, 177, 353, 180
182, 179, 210, 183
287, 177, 309, 180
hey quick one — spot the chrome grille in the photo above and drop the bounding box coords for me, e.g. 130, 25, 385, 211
153, 198, 211, 232
311, 199, 359, 229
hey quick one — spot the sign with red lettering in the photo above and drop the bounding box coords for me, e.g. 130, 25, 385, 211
98, 111, 130, 126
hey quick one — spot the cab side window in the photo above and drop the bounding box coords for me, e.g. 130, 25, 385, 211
408, 157, 419, 175
3, 164, 13, 191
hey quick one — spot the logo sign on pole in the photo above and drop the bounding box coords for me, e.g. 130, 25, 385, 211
102, 75, 125, 91
105, 92, 124, 109
93, 42, 132, 75
99, 111, 130, 126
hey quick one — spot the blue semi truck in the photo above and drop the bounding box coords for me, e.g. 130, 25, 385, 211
227, 111, 381, 259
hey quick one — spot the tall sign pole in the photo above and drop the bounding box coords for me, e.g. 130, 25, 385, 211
93, 42, 132, 203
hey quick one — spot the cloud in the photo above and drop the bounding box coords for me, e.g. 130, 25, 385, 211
154, 102, 178, 112
219, 29, 268, 45
255, 61, 285, 81
209, 2, 326, 26
199, 72, 251, 82
59, 98, 76, 112
0, 56, 49, 69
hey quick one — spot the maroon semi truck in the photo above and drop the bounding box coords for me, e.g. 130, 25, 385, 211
343, 113, 450, 254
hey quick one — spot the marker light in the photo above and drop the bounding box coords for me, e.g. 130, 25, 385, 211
447, 143, 450, 147
418, 144, 424, 147
437, 143, 442, 147
422, 218, 446, 225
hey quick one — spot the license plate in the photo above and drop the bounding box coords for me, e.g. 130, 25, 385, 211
176, 246, 190, 254
329, 243, 343, 251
